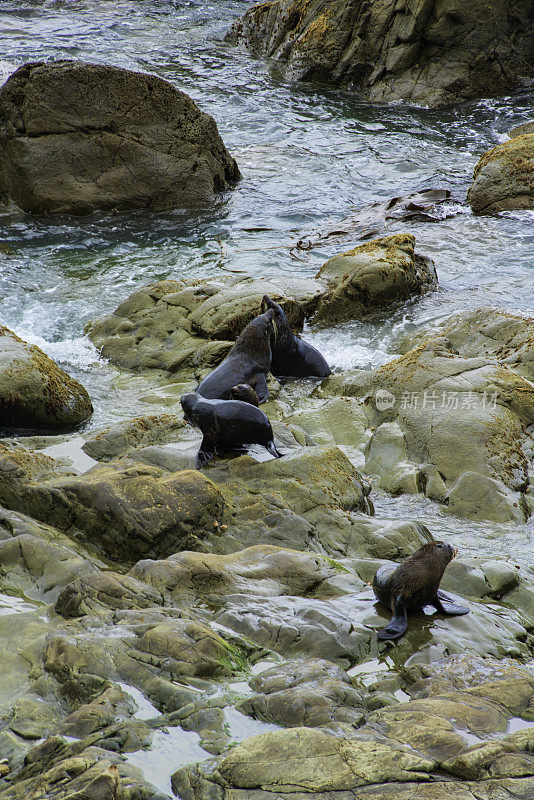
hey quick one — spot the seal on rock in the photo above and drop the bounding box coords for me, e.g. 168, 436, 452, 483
372, 541, 469, 640
196, 309, 277, 403
181, 392, 282, 468
230, 384, 260, 406
261, 296, 330, 379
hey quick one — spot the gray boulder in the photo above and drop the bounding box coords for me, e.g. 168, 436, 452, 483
0, 60, 240, 215
0, 325, 92, 431
228, 0, 534, 108
468, 133, 534, 214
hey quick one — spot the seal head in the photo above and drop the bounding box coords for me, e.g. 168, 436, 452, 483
261, 295, 330, 379
372, 541, 469, 640
196, 309, 277, 403
229, 384, 260, 406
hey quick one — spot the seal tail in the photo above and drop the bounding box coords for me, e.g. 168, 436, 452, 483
266, 440, 282, 459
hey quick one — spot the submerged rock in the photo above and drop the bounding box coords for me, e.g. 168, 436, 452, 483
468, 133, 534, 214
0, 60, 240, 215
228, 0, 534, 108
88, 235, 436, 377
0, 325, 93, 431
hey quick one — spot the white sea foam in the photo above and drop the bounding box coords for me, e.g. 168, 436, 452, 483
13, 330, 102, 373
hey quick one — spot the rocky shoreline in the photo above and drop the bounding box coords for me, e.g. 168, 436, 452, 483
0, 7, 533, 800
0, 230, 533, 798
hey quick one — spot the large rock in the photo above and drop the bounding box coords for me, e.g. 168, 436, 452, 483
0, 60, 240, 215
0, 456, 226, 563
398, 307, 534, 381
0, 325, 92, 431
321, 337, 534, 522
87, 235, 436, 376
313, 234, 437, 324
228, 0, 534, 108
467, 133, 534, 214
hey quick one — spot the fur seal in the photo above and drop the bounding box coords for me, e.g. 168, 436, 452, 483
261, 295, 330, 379
181, 392, 282, 468
196, 309, 277, 403
229, 384, 260, 406
372, 541, 469, 640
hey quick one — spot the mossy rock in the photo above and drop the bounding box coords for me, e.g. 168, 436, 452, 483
0, 325, 92, 431
468, 134, 534, 214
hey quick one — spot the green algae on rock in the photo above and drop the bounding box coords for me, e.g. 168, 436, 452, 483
0, 457, 226, 563
312, 234, 437, 325
0, 325, 93, 431
468, 133, 534, 214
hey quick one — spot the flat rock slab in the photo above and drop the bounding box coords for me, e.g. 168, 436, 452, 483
0, 60, 240, 214
0, 325, 92, 431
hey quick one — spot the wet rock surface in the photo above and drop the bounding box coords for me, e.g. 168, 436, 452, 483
0, 60, 240, 215
228, 0, 534, 108
87, 234, 436, 376
1, 252, 533, 800
399, 307, 534, 381
468, 133, 534, 214
319, 335, 534, 522
0, 325, 93, 432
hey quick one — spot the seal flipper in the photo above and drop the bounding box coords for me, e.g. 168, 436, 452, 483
250, 373, 269, 404
378, 596, 408, 641
196, 436, 216, 469
266, 440, 282, 459
432, 591, 469, 616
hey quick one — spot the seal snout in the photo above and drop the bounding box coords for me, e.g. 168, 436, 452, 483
261, 295, 274, 312
180, 391, 199, 424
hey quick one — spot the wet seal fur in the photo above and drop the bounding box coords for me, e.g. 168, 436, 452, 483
261, 295, 330, 379
372, 541, 469, 640
181, 391, 282, 468
196, 309, 277, 403
230, 384, 260, 406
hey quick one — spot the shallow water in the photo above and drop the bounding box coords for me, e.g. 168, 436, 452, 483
0, 2, 533, 625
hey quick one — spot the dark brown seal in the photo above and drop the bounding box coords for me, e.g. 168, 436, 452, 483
261, 295, 330, 379
230, 384, 260, 406
196, 309, 276, 403
181, 391, 282, 468
372, 541, 469, 640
